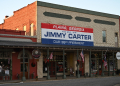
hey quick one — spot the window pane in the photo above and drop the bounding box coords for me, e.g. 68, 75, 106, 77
23, 26, 26, 35
30, 23, 34, 36
21, 64, 27, 72
102, 31, 106, 42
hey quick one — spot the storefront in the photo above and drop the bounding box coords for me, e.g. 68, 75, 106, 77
0, 40, 119, 81
0, 1, 120, 81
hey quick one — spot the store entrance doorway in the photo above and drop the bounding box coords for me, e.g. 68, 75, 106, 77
49, 61, 55, 77
20, 55, 29, 79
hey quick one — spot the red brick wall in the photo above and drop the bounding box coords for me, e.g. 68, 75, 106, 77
0, 23, 3, 29
0, 1, 37, 36
0, 29, 25, 35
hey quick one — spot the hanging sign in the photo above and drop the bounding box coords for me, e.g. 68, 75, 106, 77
41, 23, 94, 46
116, 52, 120, 60
32, 49, 41, 59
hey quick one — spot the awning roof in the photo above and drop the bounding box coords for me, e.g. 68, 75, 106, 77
0, 37, 33, 42
0, 40, 119, 51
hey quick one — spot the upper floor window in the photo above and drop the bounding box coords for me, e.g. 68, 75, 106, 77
30, 23, 34, 36
102, 30, 106, 42
16, 28, 19, 30
23, 26, 26, 35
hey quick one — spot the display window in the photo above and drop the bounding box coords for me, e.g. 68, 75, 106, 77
43, 53, 67, 75
0, 59, 11, 76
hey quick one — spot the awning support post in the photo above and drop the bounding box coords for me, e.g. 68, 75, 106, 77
101, 51, 104, 76
77, 50, 80, 78
62, 49, 66, 79
89, 50, 91, 77
22, 47, 26, 81
47, 48, 50, 80
113, 52, 116, 76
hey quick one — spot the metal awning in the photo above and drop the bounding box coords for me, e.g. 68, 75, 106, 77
0, 40, 120, 51
0, 37, 33, 42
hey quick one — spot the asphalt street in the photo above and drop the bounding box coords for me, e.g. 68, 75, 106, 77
0, 76, 120, 86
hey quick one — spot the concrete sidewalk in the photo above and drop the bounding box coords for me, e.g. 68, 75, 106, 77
0, 76, 79, 84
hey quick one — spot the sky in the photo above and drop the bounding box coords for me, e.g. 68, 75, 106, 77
0, 0, 120, 24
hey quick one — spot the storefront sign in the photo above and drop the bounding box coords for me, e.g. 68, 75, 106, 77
116, 52, 120, 60
32, 49, 41, 59
41, 23, 94, 46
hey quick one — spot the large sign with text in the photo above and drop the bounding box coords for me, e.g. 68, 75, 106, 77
41, 23, 94, 46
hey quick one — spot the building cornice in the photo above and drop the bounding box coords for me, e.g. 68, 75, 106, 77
37, 1, 119, 19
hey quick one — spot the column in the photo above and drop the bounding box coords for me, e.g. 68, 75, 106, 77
101, 51, 104, 76
113, 52, 116, 76
77, 50, 80, 78
108, 55, 110, 76
89, 50, 91, 77
55, 55, 57, 79
22, 48, 26, 81
47, 48, 50, 80
10, 56, 12, 80
62, 50, 66, 79
97, 58, 99, 76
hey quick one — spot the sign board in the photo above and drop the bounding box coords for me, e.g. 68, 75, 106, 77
41, 23, 94, 46
32, 49, 41, 59
116, 52, 120, 60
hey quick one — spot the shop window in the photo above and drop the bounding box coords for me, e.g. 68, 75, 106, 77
30, 23, 34, 36
0, 59, 11, 75
102, 30, 106, 42
91, 53, 102, 75
23, 25, 26, 35
43, 54, 67, 73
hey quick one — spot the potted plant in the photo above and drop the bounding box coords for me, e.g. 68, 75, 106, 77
31, 73, 34, 79
36, 75, 38, 81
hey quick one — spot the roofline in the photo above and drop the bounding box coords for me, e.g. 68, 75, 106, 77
37, 1, 119, 19
0, 34, 37, 38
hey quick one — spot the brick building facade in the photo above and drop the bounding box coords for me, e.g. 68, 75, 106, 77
0, 1, 37, 36
0, 1, 120, 80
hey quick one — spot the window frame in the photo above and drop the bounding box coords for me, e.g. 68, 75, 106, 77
102, 30, 106, 42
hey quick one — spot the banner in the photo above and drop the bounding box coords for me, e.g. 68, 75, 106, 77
41, 23, 94, 46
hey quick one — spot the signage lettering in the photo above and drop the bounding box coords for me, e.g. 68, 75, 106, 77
41, 23, 94, 46
44, 32, 66, 38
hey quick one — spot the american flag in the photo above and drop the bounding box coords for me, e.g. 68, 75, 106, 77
44, 58, 47, 63
104, 54, 107, 67
80, 50, 84, 63
50, 52, 53, 59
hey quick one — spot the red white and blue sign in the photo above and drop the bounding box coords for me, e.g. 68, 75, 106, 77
41, 23, 94, 46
